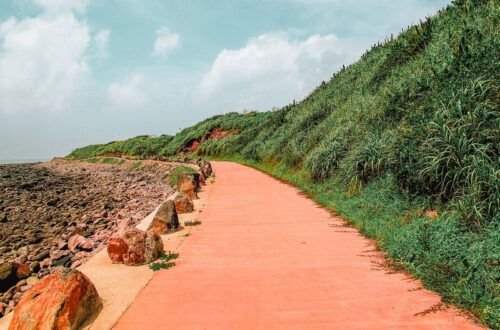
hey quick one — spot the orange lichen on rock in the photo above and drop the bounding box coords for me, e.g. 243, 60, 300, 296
9, 268, 102, 330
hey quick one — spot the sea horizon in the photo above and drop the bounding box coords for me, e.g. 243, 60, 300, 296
0, 158, 50, 165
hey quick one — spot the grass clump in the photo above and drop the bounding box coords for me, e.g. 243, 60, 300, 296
150, 261, 176, 271
149, 251, 179, 271
184, 220, 202, 227
168, 166, 196, 188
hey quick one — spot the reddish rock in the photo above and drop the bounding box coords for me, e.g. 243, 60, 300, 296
70, 261, 82, 269
93, 230, 111, 242
40, 258, 51, 269
107, 228, 163, 266
20, 284, 32, 292
49, 250, 71, 262
9, 268, 102, 330
148, 200, 179, 234
174, 193, 194, 214
56, 240, 68, 250
15, 264, 30, 279
107, 238, 128, 264
198, 172, 206, 185
67, 234, 92, 252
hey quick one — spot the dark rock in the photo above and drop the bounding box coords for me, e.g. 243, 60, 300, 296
174, 193, 194, 214
148, 200, 179, 234
0, 262, 18, 292
32, 250, 49, 262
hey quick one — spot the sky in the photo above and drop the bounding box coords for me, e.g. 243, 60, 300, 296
0, 0, 451, 160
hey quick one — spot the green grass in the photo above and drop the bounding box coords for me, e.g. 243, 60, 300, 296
184, 220, 202, 227
149, 251, 179, 271
150, 261, 176, 271
68, 1, 499, 327
169, 166, 197, 188
101, 157, 126, 165
129, 161, 142, 170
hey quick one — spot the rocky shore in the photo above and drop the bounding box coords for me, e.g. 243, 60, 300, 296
0, 158, 177, 316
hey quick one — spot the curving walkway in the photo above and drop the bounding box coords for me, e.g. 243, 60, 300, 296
114, 161, 479, 329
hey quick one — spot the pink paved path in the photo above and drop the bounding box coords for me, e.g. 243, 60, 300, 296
115, 161, 479, 329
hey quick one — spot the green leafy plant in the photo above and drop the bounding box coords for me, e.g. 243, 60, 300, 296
149, 251, 179, 271
184, 220, 202, 226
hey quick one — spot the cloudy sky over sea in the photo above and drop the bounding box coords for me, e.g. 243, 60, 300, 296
0, 0, 450, 159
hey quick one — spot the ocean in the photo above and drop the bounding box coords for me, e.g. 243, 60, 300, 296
0, 159, 49, 165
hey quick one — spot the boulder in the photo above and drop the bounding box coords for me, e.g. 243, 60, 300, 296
107, 228, 163, 266
198, 172, 206, 186
9, 268, 102, 330
107, 238, 128, 264
0, 262, 18, 293
174, 193, 194, 214
179, 173, 199, 199
67, 234, 92, 252
148, 200, 179, 234
199, 159, 213, 177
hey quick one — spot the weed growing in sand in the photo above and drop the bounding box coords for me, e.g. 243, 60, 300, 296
184, 220, 202, 226
150, 251, 179, 271
160, 251, 179, 262
150, 261, 176, 271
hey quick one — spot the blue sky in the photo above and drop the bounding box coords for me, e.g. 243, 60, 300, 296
0, 0, 451, 159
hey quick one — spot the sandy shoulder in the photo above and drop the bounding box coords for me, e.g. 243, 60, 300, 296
81, 180, 212, 330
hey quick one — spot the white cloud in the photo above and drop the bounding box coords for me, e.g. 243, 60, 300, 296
198, 33, 359, 109
93, 29, 110, 59
152, 27, 180, 57
107, 73, 147, 110
32, 0, 89, 13
0, 13, 90, 113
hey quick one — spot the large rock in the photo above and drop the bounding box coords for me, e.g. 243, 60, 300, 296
179, 173, 200, 199
107, 228, 163, 266
148, 200, 179, 234
174, 193, 194, 214
107, 238, 128, 264
0, 262, 18, 293
198, 159, 213, 177
198, 172, 206, 185
9, 268, 102, 330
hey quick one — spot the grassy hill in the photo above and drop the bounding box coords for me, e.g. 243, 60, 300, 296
69, 0, 499, 327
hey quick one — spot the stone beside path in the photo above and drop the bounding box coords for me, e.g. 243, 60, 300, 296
115, 161, 480, 329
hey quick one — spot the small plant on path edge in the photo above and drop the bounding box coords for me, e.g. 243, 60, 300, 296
150, 251, 179, 271
184, 220, 202, 226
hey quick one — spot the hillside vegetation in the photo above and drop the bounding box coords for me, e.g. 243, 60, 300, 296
69, 0, 499, 327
